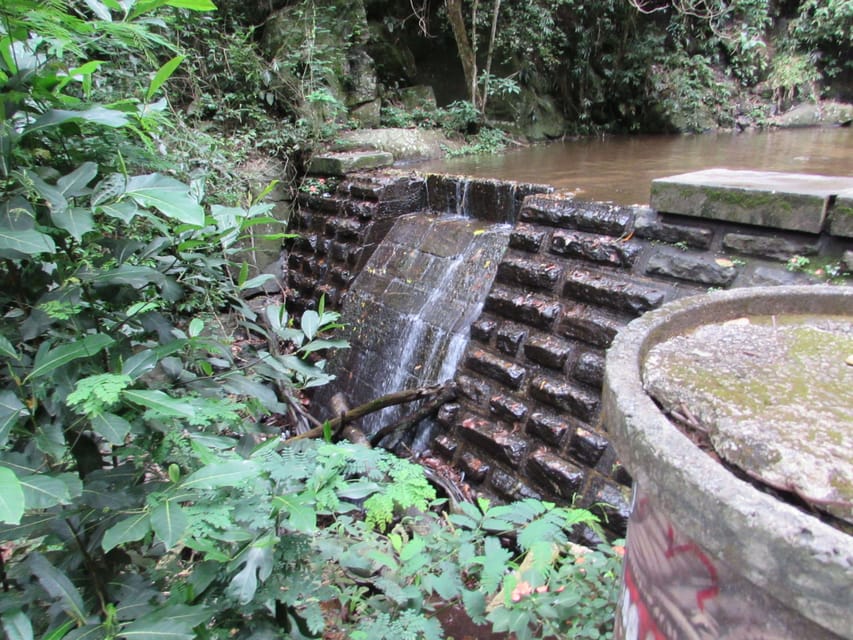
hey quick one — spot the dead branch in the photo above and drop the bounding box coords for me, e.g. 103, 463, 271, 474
369, 383, 458, 447
283, 382, 453, 444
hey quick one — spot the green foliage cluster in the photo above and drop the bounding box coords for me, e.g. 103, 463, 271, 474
0, 5, 624, 640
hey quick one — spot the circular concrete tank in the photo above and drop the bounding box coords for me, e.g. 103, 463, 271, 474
602, 285, 852, 639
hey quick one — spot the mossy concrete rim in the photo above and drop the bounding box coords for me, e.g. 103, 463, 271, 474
603, 285, 853, 639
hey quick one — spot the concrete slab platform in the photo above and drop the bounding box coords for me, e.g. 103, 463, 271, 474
650, 168, 853, 233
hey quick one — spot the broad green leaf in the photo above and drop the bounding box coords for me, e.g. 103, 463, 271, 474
0, 228, 56, 257
121, 350, 158, 379
122, 389, 195, 419
97, 200, 138, 223
119, 620, 193, 640
102, 512, 151, 552
125, 174, 203, 226
51, 206, 95, 242
150, 501, 187, 548
0, 467, 24, 524
301, 309, 320, 340
0, 334, 21, 361
237, 273, 274, 291
27, 334, 114, 380
41, 621, 75, 640
146, 55, 185, 102
1, 609, 33, 640
23, 107, 129, 135
299, 338, 349, 355
91, 413, 131, 445
57, 162, 98, 198
188, 318, 204, 338
167, 0, 218, 9
62, 623, 105, 640
181, 461, 254, 490
125, 605, 209, 631
19, 473, 80, 509
0, 390, 27, 447
80, 264, 166, 288
226, 546, 273, 605
30, 554, 87, 625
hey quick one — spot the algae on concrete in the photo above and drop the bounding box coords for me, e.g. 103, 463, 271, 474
643, 315, 853, 526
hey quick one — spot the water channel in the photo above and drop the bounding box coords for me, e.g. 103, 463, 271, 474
413, 127, 853, 205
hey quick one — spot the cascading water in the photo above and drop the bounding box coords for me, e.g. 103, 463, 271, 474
319, 212, 510, 447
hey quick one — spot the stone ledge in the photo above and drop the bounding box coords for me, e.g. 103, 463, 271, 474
308, 151, 394, 176
830, 189, 853, 238
650, 169, 853, 233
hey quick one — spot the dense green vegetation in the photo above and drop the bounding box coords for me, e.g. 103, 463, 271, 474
0, 2, 624, 639
0, 1, 850, 638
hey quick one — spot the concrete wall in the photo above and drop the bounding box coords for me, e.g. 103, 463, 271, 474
284, 170, 852, 537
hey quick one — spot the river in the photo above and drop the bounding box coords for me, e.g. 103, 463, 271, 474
413, 127, 853, 205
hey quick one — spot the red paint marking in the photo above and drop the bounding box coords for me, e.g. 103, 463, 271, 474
664, 525, 720, 611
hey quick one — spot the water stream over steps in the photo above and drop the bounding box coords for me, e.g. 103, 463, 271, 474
316, 212, 510, 447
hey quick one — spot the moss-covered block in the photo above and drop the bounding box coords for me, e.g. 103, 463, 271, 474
650, 169, 853, 233
308, 151, 393, 176
829, 189, 853, 238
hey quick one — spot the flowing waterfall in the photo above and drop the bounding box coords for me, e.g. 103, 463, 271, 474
320, 212, 510, 446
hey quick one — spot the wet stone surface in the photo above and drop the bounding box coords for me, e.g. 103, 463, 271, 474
644, 315, 853, 525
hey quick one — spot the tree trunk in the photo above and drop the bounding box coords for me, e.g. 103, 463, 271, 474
446, 0, 479, 106
480, 0, 502, 113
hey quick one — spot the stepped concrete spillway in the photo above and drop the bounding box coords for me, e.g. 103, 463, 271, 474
284, 166, 852, 544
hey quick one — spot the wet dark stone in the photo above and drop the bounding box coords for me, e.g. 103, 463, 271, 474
588, 480, 631, 534
288, 252, 307, 271
568, 427, 609, 466
346, 246, 364, 268
489, 394, 528, 423
749, 265, 813, 286
521, 196, 633, 236
490, 470, 519, 500
433, 433, 458, 459
530, 374, 598, 421
722, 232, 819, 261
294, 234, 319, 253
344, 200, 378, 220
330, 266, 354, 285
307, 257, 328, 279
484, 285, 562, 330
497, 256, 562, 291
456, 374, 492, 405
436, 402, 460, 428
460, 452, 490, 483
496, 323, 527, 356
523, 334, 573, 370
527, 449, 585, 500
559, 305, 624, 348
471, 318, 498, 343
510, 224, 547, 252
527, 411, 572, 446
572, 350, 605, 387
326, 216, 363, 241
563, 269, 668, 315
550, 229, 642, 268
634, 208, 714, 248
646, 249, 737, 285
298, 193, 344, 214
289, 272, 316, 295
460, 416, 528, 467
466, 349, 527, 390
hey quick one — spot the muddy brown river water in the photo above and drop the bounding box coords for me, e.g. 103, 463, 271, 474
414, 127, 853, 205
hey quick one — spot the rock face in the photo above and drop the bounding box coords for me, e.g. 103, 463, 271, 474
261, 0, 379, 126
644, 316, 853, 526
770, 100, 853, 128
